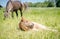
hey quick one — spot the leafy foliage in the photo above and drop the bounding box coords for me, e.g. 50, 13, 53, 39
0, 5, 3, 8
56, 0, 60, 7
27, 0, 60, 7
27, 1, 54, 7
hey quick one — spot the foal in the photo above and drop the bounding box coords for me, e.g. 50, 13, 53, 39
19, 17, 34, 31
19, 17, 58, 32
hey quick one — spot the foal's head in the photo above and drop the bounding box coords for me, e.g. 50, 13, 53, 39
19, 17, 34, 31
21, 17, 34, 28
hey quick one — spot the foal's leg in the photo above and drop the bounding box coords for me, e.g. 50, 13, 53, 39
15, 11, 18, 18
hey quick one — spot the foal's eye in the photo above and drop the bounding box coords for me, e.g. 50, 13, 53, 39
7, 11, 8, 12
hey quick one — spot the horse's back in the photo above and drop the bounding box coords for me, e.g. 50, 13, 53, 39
12, 1, 22, 9
6, 1, 22, 10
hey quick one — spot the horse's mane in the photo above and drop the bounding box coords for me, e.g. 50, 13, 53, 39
6, 0, 12, 7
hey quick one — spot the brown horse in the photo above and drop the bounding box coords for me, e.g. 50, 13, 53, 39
4, 0, 23, 19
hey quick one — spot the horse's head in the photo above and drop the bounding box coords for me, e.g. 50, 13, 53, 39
3, 10, 9, 20
19, 17, 34, 31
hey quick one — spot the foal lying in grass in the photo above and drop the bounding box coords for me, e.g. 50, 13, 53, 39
19, 17, 58, 32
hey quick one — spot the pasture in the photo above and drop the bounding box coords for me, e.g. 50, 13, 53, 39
0, 8, 60, 39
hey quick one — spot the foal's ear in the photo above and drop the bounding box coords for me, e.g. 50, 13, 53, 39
21, 19, 23, 22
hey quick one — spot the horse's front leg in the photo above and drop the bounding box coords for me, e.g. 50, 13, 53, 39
11, 11, 14, 18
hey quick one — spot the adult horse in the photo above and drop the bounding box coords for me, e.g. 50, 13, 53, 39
4, 0, 23, 19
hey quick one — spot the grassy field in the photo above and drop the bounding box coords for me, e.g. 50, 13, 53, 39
0, 8, 60, 39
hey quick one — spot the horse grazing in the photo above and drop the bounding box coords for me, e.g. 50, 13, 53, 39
4, 0, 23, 19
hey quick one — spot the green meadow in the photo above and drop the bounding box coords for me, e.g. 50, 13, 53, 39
0, 8, 60, 39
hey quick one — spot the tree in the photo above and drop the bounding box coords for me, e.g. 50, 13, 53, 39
48, 0, 60, 7
0, 5, 3, 8
0, 5, 3, 10
56, 0, 60, 7
46, 0, 55, 7
27, 2, 33, 7
47, 2, 54, 7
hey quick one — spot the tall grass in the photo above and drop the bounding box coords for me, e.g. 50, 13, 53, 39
0, 8, 60, 39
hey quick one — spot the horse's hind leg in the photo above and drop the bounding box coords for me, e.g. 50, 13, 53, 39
15, 11, 18, 18
20, 9, 22, 17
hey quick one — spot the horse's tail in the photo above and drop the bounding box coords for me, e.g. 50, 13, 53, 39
22, 3, 28, 12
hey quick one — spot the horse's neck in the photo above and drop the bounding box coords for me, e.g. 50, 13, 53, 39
6, 0, 12, 12
9, 0, 12, 2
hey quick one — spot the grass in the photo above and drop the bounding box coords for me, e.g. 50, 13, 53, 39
0, 7, 60, 39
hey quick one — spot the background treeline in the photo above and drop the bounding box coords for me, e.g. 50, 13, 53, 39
0, 5, 3, 10
27, 0, 60, 7
0, 0, 60, 8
